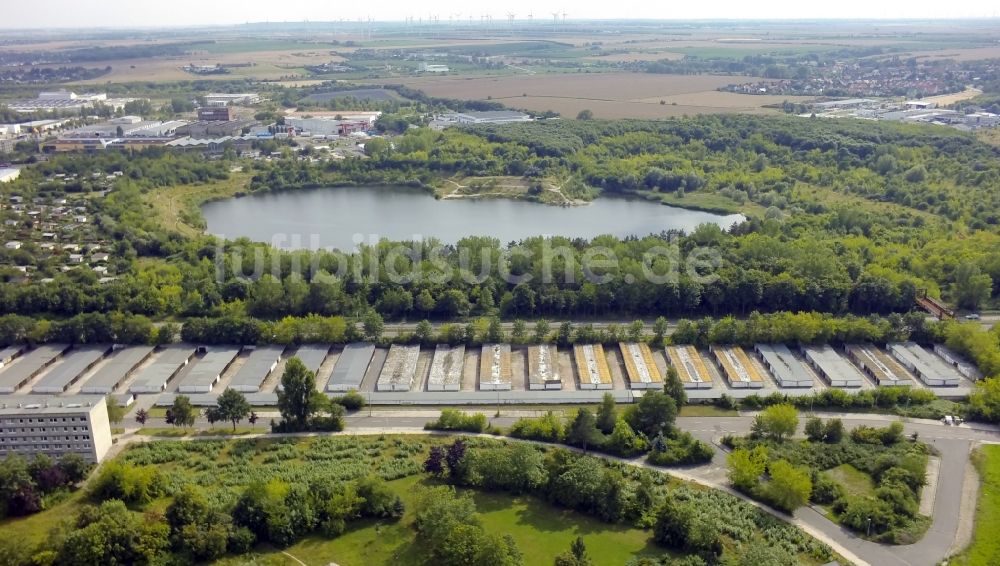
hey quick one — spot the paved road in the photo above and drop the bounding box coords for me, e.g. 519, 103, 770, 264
128, 410, 996, 566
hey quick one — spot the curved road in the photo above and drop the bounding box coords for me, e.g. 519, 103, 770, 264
128, 410, 998, 566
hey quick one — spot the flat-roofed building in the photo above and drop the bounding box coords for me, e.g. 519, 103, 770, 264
845, 344, 912, 387
327, 343, 375, 392
0, 395, 112, 463
204, 93, 261, 106
620, 343, 663, 390
754, 344, 813, 388
376, 345, 420, 392
479, 344, 512, 391
933, 344, 983, 381
888, 342, 962, 387
801, 345, 865, 387
80, 345, 154, 394
711, 345, 764, 389
0, 344, 70, 394
276, 345, 329, 392
178, 347, 240, 393
527, 345, 561, 390
229, 346, 284, 393
666, 345, 713, 389
574, 344, 612, 390
197, 106, 237, 121
428, 345, 464, 392
0, 346, 24, 368
129, 346, 195, 394
32, 345, 110, 394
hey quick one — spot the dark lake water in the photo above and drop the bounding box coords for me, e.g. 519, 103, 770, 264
201, 185, 744, 250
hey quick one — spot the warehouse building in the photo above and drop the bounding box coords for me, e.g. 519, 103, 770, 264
479, 344, 512, 391
32, 345, 110, 394
0, 395, 112, 463
527, 345, 561, 390
376, 345, 420, 392
574, 344, 612, 390
428, 345, 465, 392
754, 344, 813, 388
888, 342, 962, 387
665, 346, 713, 389
197, 106, 237, 121
801, 345, 865, 387
80, 345, 154, 394
620, 343, 663, 390
203, 93, 261, 106
129, 346, 195, 394
0, 344, 70, 394
229, 346, 284, 393
327, 343, 375, 392
177, 347, 241, 394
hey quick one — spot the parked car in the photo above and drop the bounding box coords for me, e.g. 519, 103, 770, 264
965, 313, 981, 320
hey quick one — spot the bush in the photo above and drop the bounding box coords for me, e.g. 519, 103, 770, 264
508, 412, 564, 442
810, 473, 845, 505
425, 409, 488, 433
648, 432, 714, 466
332, 389, 366, 411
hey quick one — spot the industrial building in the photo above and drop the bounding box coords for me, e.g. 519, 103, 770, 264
285, 116, 370, 137
479, 344, 512, 391
933, 344, 983, 380
754, 344, 813, 388
376, 345, 420, 392
845, 344, 912, 387
665, 345, 713, 389
203, 93, 261, 107
527, 345, 561, 390
0, 344, 70, 394
574, 344, 612, 390
620, 343, 663, 390
0, 395, 112, 463
428, 345, 465, 392
711, 345, 764, 389
177, 347, 240, 394
80, 345, 154, 394
229, 346, 284, 393
437, 111, 533, 125
31, 345, 110, 394
197, 106, 237, 121
327, 343, 375, 392
129, 346, 195, 394
175, 120, 256, 138
888, 342, 962, 387
802, 345, 866, 387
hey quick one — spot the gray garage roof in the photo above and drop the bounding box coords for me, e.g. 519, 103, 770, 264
81, 346, 154, 394
229, 346, 285, 393
293, 345, 330, 375
0, 344, 70, 393
755, 344, 812, 387
32, 345, 109, 394
130, 346, 195, 393
178, 347, 241, 393
326, 343, 375, 392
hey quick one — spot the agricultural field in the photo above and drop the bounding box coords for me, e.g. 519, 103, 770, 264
365, 72, 808, 118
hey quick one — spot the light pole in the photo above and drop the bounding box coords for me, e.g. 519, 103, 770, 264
866, 517, 872, 537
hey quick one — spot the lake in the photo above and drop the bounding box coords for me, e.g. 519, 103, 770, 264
201, 185, 744, 250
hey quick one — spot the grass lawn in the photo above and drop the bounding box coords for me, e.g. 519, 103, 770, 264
144, 172, 251, 236
950, 445, 1000, 566
825, 463, 875, 499
217, 474, 663, 566
679, 404, 738, 417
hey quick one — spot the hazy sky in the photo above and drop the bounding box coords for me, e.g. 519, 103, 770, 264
3, 0, 999, 28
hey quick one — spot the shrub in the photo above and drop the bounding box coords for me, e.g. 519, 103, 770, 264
332, 389, 366, 411
810, 473, 845, 504
424, 409, 488, 433
508, 412, 564, 442
647, 432, 714, 466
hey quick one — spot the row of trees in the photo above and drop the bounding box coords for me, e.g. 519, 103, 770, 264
0, 453, 91, 518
